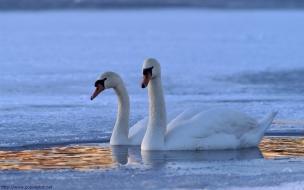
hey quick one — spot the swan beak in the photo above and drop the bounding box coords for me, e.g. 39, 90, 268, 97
90, 84, 104, 100
141, 72, 151, 88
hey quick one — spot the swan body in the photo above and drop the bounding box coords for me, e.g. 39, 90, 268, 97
90, 71, 184, 145
140, 58, 278, 151
128, 109, 185, 145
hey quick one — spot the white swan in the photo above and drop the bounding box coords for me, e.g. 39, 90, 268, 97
140, 58, 278, 151
90, 71, 184, 145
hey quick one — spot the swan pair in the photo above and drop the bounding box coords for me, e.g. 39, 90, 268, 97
91, 58, 277, 151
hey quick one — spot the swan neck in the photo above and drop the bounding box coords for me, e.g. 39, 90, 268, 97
142, 75, 167, 150
110, 83, 130, 145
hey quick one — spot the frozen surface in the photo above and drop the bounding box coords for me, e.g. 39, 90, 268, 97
0, 145, 304, 189
1, 9, 304, 189
1, 9, 304, 147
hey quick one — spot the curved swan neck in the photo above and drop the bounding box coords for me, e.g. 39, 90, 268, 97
141, 75, 167, 150
110, 82, 130, 145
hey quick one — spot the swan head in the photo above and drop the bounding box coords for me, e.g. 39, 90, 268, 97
141, 58, 161, 88
91, 71, 122, 100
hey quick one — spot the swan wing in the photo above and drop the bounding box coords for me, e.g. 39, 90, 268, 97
165, 108, 259, 150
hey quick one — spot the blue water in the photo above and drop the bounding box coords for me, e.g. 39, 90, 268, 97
1, 9, 304, 147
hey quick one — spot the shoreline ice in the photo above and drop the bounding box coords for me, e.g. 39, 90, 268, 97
0, 156, 304, 189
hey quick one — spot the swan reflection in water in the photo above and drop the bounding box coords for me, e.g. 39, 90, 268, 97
0, 137, 303, 170
0, 145, 262, 170
110, 146, 263, 167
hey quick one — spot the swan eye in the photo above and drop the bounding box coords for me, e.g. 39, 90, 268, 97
143, 67, 153, 76
94, 78, 107, 87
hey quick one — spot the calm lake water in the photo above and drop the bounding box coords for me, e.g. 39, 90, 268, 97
0, 9, 304, 147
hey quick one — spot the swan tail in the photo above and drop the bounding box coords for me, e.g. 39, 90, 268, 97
241, 110, 277, 148
257, 110, 278, 134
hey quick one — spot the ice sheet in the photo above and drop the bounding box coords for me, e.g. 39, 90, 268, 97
0, 9, 304, 147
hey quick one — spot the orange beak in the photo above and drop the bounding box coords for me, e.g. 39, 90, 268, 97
90, 84, 105, 100
141, 72, 151, 88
